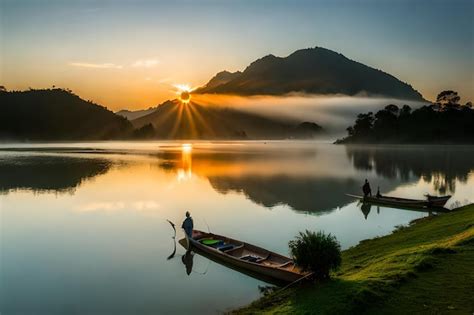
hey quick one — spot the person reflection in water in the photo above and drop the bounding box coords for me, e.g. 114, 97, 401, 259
182, 249, 194, 275
182, 211, 194, 238
361, 203, 372, 220
362, 179, 372, 197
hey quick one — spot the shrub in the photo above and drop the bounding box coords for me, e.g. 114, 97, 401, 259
289, 230, 341, 280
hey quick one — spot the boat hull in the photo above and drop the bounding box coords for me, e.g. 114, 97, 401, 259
364, 196, 427, 208
183, 230, 308, 284
426, 195, 452, 207
346, 194, 451, 210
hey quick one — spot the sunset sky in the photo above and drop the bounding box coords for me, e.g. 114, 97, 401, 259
1, 0, 473, 111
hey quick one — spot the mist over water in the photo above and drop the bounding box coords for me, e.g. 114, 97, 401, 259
192, 94, 428, 139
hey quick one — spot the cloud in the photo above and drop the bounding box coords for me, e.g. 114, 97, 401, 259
69, 58, 159, 70
69, 62, 123, 69
132, 201, 160, 211
132, 59, 160, 68
76, 200, 160, 213
158, 77, 172, 83
77, 201, 126, 212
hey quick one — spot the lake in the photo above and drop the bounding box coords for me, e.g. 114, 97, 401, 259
1, 141, 473, 314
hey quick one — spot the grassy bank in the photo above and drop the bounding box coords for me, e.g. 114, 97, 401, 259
235, 204, 474, 314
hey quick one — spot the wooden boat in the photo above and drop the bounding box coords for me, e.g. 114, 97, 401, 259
425, 195, 452, 207
178, 238, 287, 286
183, 230, 310, 283
346, 193, 451, 209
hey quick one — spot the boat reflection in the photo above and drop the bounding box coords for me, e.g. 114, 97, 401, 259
178, 238, 286, 286
357, 201, 450, 220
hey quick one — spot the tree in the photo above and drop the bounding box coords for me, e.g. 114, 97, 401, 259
0, 86, 6, 92
384, 104, 399, 115
337, 91, 474, 144
132, 123, 155, 139
289, 230, 341, 280
436, 90, 460, 107
400, 104, 412, 117
352, 112, 374, 137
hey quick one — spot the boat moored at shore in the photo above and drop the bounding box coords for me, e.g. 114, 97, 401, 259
182, 230, 311, 284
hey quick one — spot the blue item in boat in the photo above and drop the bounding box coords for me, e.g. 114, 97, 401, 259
210, 240, 225, 248
216, 244, 235, 252
241, 255, 260, 263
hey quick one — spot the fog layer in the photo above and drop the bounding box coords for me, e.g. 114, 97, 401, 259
192, 94, 428, 139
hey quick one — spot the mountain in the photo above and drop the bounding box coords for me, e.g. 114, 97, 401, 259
195, 47, 424, 101
0, 89, 133, 140
198, 70, 242, 91
131, 100, 323, 139
116, 106, 158, 120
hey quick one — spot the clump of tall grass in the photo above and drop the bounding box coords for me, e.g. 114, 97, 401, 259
289, 230, 341, 280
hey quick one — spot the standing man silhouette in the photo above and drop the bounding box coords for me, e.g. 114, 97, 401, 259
181, 211, 194, 238
362, 179, 372, 197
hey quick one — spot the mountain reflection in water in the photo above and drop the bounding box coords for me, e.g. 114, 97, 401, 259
0, 154, 111, 194
1, 143, 473, 213
345, 145, 474, 195
1, 142, 473, 315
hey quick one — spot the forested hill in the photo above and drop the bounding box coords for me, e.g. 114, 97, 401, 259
195, 47, 424, 101
0, 89, 133, 140
336, 99, 474, 144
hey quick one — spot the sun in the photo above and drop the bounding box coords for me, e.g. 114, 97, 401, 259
180, 90, 190, 102
174, 84, 192, 104
181, 143, 192, 153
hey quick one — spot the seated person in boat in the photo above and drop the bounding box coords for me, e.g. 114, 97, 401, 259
182, 211, 194, 238
362, 179, 372, 197
376, 186, 382, 198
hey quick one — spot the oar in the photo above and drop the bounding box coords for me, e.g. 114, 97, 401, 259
203, 218, 211, 233
167, 219, 176, 238
276, 272, 314, 293
166, 219, 177, 260
167, 239, 177, 260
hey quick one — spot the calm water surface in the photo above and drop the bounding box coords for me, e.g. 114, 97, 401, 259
1, 141, 473, 314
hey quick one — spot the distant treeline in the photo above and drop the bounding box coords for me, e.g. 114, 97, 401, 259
336, 91, 473, 144
0, 88, 323, 141
0, 88, 133, 140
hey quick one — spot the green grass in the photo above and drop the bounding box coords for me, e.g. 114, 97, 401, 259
235, 204, 474, 314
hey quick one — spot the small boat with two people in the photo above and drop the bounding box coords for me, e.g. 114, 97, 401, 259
347, 193, 451, 210
349, 179, 451, 210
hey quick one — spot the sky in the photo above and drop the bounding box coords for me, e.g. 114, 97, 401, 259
1, 0, 473, 111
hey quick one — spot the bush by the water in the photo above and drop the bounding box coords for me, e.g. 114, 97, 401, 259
289, 230, 341, 280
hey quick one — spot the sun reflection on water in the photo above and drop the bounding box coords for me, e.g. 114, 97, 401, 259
177, 143, 193, 181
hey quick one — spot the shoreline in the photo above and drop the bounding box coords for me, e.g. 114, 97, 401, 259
234, 204, 474, 314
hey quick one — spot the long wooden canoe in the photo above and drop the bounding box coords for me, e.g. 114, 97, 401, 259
183, 230, 310, 284
346, 194, 451, 209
